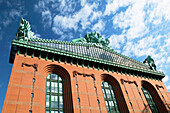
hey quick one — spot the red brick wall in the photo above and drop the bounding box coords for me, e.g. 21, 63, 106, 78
2, 54, 170, 113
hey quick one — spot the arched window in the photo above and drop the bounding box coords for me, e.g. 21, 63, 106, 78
101, 81, 120, 113
46, 73, 64, 113
142, 87, 159, 113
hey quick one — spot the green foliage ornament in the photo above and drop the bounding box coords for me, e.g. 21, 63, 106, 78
72, 32, 111, 49
16, 18, 37, 41
143, 55, 156, 70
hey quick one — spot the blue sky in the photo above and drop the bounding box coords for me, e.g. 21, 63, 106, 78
0, 0, 169, 112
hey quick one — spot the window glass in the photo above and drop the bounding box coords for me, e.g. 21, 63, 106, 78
46, 95, 50, 102
142, 87, 159, 113
31, 93, 34, 98
47, 75, 50, 79
47, 81, 50, 86
46, 86, 50, 92
46, 111, 49, 113
46, 73, 64, 113
33, 78, 35, 82
46, 101, 49, 107
101, 81, 120, 113
51, 74, 57, 80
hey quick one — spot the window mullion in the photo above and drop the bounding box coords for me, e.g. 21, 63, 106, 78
142, 87, 159, 113
146, 90, 156, 112
108, 86, 117, 113
102, 82, 112, 112
58, 75, 60, 113
101, 81, 120, 113
50, 74, 52, 113
46, 73, 63, 113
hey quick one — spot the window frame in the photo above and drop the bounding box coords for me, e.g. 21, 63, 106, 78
45, 73, 64, 113
101, 81, 120, 113
142, 87, 160, 113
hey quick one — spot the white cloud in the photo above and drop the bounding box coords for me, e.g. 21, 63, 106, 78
167, 85, 170, 90
53, 15, 78, 34
113, 1, 148, 40
34, 33, 41, 38
59, 32, 74, 41
104, 0, 134, 16
90, 11, 102, 21
163, 36, 170, 51
147, 0, 170, 23
105, 0, 170, 21
42, 10, 52, 28
52, 3, 98, 34
60, 0, 65, 8
108, 0, 170, 42
9, 9, 21, 19
109, 35, 125, 49
3, 18, 11, 27
59, 0, 77, 15
122, 36, 159, 57
81, 0, 87, 6
34, 1, 47, 12
52, 27, 64, 35
73, 4, 94, 29
92, 20, 105, 32
167, 57, 170, 63
162, 76, 169, 83
34, 0, 102, 33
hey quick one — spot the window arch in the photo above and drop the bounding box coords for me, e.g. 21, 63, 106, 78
101, 81, 120, 113
142, 87, 159, 113
46, 73, 64, 113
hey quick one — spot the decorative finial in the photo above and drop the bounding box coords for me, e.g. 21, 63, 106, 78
16, 18, 37, 41
72, 32, 111, 49
143, 55, 156, 70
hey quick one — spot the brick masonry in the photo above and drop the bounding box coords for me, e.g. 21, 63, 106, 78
2, 54, 170, 113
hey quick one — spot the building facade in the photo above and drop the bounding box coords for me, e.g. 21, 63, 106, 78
2, 19, 170, 113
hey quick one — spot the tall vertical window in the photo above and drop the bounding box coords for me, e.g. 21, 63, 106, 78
142, 87, 159, 113
101, 81, 120, 113
46, 73, 64, 113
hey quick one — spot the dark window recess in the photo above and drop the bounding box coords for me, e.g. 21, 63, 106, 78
89, 62, 93, 68
54, 54, 60, 61
33, 78, 35, 83
31, 93, 34, 98
78, 59, 83, 66
73, 59, 77, 65
34, 50, 39, 57
48, 53, 53, 60
84, 61, 88, 67
61, 56, 65, 62
78, 98, 80, 102
142, 87, 160, 113
76, 84, 78, 88
41, 51, 46, 59
20, 47, 25, 54
27, 48, 32, 56
97, 99, 100, 103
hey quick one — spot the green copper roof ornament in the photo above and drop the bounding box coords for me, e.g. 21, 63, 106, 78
72, 32, 111, 49
143, 55, 156, 70
16, 18, 37, 41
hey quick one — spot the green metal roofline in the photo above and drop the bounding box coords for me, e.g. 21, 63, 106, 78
26, 38, 152, 69
9, 39, 165, 78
